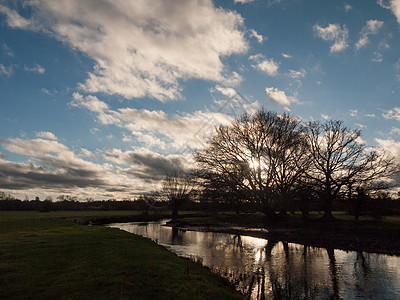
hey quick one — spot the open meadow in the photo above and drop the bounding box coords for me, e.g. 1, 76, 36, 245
0, 211, 241, 300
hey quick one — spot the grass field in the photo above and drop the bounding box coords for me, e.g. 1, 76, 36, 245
0, 211, 242, 299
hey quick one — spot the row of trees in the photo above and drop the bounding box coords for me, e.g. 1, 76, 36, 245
160, 109, 396, 221
1, 109, 397, 220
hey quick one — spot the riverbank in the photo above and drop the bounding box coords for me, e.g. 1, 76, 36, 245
168, 212, 400, 256
0, 211, 242, 299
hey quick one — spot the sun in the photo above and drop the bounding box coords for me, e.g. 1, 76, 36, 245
248, 158, 260, 170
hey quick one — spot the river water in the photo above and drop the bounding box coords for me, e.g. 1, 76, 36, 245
109, 220, 400, 299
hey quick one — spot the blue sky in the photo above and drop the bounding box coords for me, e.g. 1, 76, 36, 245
1, 0, 400, 200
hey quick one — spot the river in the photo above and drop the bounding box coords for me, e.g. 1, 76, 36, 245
108, 220, 400, 299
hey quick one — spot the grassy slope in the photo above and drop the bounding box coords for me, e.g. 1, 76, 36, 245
0, 211, 242, 300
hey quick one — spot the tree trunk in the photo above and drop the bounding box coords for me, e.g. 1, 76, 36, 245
262, 205, 277, 223
171, 207, 179, 220
322, 194, 335, 221
279, 193, 288, 216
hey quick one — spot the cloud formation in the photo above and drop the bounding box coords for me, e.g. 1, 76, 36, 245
103, 148, 192, 181
70, 93, 233, 150
234, 0, 255, 3
0, 137, 190, 197
0, 0, 248, 101
265, 87, 296, 107
250, 29, 264, 43
382, 107, 400, 121
376, 138, 400, 163
249, 54, 279, 76
313, 23, 349, 53
24, 63, 45, 74
0, 138, 111, 190
0, 64, 14, 77
356, 20, 384, 50
35, 131, 57, 140
286, 69, 306, 79
378, 0, 400, 24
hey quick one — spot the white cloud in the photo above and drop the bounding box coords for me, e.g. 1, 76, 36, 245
286, 69, 306, 79
2, 42, 14, 57
376, 138, 400, 163
268, 0, 283, 6
377, 0, 400, 24
395, 58, 400, 69
0, 137, 176, 197
321, 114, 330, 120
250, 29, 264, 43
390, 127, 400, 135
214, 85, 238, 98
356, 136, 366, 145
281, 53, 292, 58
250, 54, 279, 76
80, 148, 96, 160
0, 4, 35, 29
0, 64, 14, 77
103, 148, 193, 180
265, 87, 296, 107
234, 0, 255, 3
356, 20, 384, 50
90, 128, 100, 135
222, 71, 244, 87
382, 107, 400, 121
70, 93, 234, 150
355, 123, 367, 129
350, 109, 358, 117
344, 4, 352, 12
0, 0, 248, 102
365, 113, 377, 118
313, 23, 349, 53
24, 63, 45, 74
41, 88, 51, 95
212, 85, 261, 115
35, 131, 58, 140
372, 52, 384, 63
70, 92, 109, 114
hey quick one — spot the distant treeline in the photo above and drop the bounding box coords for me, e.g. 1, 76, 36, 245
0, 198, 151, 212
1, 196, 400, 217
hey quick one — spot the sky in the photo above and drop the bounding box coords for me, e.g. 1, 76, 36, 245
1, 0, 400, 200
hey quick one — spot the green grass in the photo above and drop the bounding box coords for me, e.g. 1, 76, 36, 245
0, 211, 242, 300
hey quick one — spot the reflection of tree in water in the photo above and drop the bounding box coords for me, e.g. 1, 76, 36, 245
170, 227, 184, 244
327, 248, 340, 300
247, 242, 340, 300
349, 252, 396, 299
117, 222, 400, 300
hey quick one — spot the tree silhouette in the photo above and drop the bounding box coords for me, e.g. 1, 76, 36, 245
160, 173, 195, 220
303, 120, 394, 220
195, 110, 310, 221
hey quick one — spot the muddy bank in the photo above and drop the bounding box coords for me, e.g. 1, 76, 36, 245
167, 219, 400, 256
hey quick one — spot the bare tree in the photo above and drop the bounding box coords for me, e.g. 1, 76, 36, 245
266, 114, 310, 215
160, 172, 195, 220
195, 110, 309, 220
303, 120, 395, 220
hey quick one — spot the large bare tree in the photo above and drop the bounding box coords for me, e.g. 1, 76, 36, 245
195, 110, 309, 220
303, 120, 394, 220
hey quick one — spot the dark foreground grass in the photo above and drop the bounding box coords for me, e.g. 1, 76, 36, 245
0, 211, 242, 300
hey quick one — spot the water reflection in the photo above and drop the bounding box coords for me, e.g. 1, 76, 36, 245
109, 220, 400, 299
